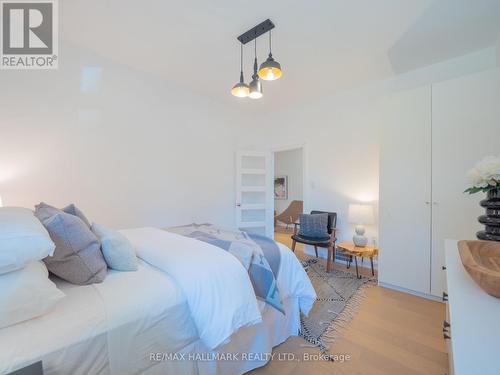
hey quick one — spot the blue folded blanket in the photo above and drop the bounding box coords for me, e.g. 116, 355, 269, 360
166, 223, 284, 314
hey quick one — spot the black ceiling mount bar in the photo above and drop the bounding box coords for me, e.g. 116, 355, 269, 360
237, 19, 275, 45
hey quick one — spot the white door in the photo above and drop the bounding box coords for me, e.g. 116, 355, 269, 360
379, 86, 432, 295
236, 151, 274, 238
431, 67, 500, 297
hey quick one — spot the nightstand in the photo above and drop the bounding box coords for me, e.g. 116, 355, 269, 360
337, 242, 378, 279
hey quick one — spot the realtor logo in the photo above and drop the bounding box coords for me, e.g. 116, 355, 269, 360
1, 0, 58, 69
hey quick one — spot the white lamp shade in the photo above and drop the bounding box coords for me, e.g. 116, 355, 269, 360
348, 204, 374, 225
0, 195, 3, 207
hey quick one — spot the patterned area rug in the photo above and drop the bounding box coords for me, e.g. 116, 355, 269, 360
299, 258, 375, 353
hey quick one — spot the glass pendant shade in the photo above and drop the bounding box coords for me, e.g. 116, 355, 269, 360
231, 72, 249, 97
258, 54, 282, 81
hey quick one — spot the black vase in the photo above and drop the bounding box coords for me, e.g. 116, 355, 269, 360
477, 188, 500, 241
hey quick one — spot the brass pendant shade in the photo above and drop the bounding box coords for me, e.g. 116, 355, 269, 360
231, 71, 249, 98
258, 31, 282, 81
231, 44, 249, 98
258, 54, 282, 81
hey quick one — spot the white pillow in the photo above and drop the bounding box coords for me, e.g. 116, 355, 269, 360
91, 223, 138, 271
0, 207, 56, 274
0, 261, 65, 328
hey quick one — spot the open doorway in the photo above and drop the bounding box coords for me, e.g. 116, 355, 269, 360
273, 147, 304, 236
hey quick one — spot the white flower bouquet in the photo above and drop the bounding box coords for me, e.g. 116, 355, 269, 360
465, 156, 500, 194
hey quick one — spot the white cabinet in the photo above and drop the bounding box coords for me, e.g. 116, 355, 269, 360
445, 240, 500, 375
380, 68, 500, 298
379, 86, 432, 294
431, 68, 500, 296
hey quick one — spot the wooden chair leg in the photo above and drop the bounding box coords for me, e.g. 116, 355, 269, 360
292, 240, 296, 253
326, 245, 333, 272
314, 245, 318, 258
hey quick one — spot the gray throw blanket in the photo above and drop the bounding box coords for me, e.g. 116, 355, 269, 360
166, 223, 284, 314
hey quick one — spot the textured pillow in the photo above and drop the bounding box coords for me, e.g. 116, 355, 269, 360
35, 202, 92, 228
0, 261, 65, 328
35, 205, 107, 285
91, 223, 138, 271
298, 213, 329, 239
62, 203, 91, 228
0, 207, 55, 275
33, 202, 62, 223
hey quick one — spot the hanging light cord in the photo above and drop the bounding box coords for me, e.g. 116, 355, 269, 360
253, 38, 258, 76
240, 43, 243, 73
254, 37, 257, 60
269, 30, 272, 55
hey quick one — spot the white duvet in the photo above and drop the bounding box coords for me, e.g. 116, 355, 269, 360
120, 228, 263, 350
120, 227, 316, 352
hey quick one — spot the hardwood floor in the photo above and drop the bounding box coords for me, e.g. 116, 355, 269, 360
250, 231, 448, 375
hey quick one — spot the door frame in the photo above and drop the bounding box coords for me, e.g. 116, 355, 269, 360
271, 142, 309, 221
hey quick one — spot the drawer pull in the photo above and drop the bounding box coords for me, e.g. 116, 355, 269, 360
443, 333, 451, 340
442, 292, 448, 302
442, 265, 446, 270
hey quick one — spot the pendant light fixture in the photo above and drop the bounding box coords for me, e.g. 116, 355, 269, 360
248, 38, 263, 99
258, 30, 282, 81
231, 19, 279, 100
231, 43, 249, 98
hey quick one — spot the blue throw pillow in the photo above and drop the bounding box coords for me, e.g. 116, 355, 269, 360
91, 223, 138, 272
298, 213, 329, 239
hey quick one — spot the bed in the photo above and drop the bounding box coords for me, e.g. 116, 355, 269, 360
0, 227, 315, 375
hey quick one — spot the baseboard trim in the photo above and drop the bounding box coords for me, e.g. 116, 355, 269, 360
378, 282, 442, 302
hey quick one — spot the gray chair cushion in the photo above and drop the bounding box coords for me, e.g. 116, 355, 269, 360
35, 204, 107, 285
298, 213, 329, 239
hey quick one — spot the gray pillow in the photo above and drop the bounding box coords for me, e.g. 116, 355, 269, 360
298, 213, 329, 239
36, 202, 91, 228
34, 202, 61, 223
35, 205, 107, 285
62, 204, 91, 228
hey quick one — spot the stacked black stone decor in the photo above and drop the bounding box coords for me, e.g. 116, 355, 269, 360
477, 188, 500, 241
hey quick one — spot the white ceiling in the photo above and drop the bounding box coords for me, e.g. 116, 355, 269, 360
62, 0, 500, 108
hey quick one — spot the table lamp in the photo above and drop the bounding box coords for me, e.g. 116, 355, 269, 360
348, 204, 374, 247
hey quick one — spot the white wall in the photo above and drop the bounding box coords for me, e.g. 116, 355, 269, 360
237, 47, 500, 252
1, 40, 497, 239
0, 42, 240, 229
239, 95, 382, 247
274, 148, 303, 214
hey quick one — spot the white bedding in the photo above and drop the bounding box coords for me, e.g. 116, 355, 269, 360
0, 227, 316, 375
0, 261, 198, 375
120, 228, 263, 350
273, 242, 316, 315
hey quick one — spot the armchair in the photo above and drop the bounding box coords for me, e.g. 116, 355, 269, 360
291, 210, 337, 272
275, 200, 303, 230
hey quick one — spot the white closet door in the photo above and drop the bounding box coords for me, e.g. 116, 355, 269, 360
379, 86, 432, 294
431, 68, 500, 297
